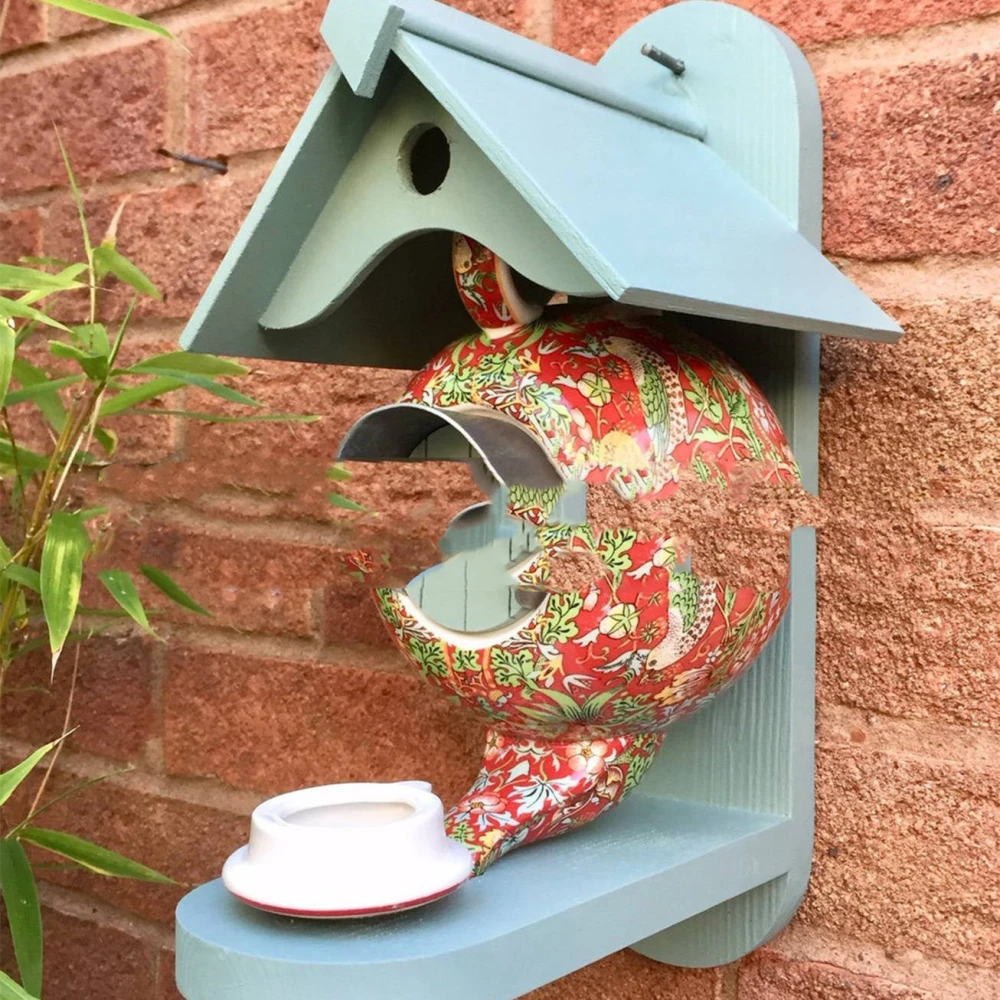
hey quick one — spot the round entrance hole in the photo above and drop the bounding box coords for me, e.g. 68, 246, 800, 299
400, 124, 450, 195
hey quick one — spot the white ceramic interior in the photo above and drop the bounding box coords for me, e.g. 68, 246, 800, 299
222, 781, 473, 917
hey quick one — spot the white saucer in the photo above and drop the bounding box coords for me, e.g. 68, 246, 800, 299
222, 781, 473, 918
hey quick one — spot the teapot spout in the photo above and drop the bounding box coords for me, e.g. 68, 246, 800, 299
445, 729, 663, 874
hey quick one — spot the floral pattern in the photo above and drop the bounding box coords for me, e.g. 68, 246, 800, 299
365, 259, 799, 872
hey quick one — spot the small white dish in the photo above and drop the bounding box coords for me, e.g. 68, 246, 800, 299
222, 780, 473, 918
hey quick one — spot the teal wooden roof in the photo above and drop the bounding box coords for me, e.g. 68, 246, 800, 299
180, 0, 901, 365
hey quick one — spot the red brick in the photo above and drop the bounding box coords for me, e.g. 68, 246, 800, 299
526, 950, 722, 1000
804, 745, 1000, 967
323, 576, 396, 648
42, 167, 270, 322
157, 950, 184, 1000
181, 358, 409, 466
817, 522, 1000, 729
91, 515, 323, 638
739, 952, 929, 999
0, 207, 42, 260
163, 646, 482, 803
1, 906, 157, 1000
820, 300, 1000, 518
20, 774, 247, 923
553, 0, 1000, 60
1, 636, 156, 762
51, 0, 182, 39
822, 55, 1000, 260
817, 300, 1000, 728
0, 0, 46, 53
0, 42, 169, 194
185, 0, 328, 158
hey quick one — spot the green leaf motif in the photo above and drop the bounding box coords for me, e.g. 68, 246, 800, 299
0, 840, 43, 997
491, 648, 536, 687
139, 565, 211, 616
40, 512, 90, 669
534, 592, 582, 644
18, 827, 175, 884
0, 740, 60, 808
693, 427, 728, 444
98, 569, 154, 635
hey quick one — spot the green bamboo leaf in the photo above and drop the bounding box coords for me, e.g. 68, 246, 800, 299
0, 840, 43, 997
127, 367, 261, 408
57, 134, 91, 285
0, 296, 72, 334
0, 439, 49, 473
19, 256, 72, 269
328, 491, 366, 513
0, 969, 39, 1000
49, 341, 108, 381
18, 827, 175, 884
72, 323, 110, 357
139, 565, 211, 617
0, 320, 13, 408
40, 512, 90, 670
132, 408, 320, 424
326, 464, 353, 482
92, 244, 161, 299
0, 740, 60, 808
98, 569, 154, 634
98, 376, 186, 417
11, 358, 67, 433
94, 425, 118, 456
0, 263, 83, 293
37, 0, 172, 37
2, 565, 41, 592
130, 351, 249, 377
5, 374, 85, 405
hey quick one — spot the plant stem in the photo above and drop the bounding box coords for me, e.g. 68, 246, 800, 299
26, 642, 81, 818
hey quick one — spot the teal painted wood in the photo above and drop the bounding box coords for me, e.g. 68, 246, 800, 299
394, 31, 897, 342
623, 1, 821, 965
172, 0, 882, 991
261, 73, 602, 333
320, 0, 707, 136
176, 798, 793, 1000
180, 0, 902, 363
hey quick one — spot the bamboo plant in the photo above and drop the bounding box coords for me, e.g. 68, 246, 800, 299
0, 28, 315, 995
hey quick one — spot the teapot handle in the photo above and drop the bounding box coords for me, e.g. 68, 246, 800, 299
452, 233, 543, 337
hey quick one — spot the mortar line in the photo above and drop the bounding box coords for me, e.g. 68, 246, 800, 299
35, 880, 176, 951
0, 148, 279, 212
806, 10, 1000, 74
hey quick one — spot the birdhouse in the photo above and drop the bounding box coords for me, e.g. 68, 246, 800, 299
175, 0, 901, 997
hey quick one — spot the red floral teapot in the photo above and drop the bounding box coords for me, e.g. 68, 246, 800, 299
359, 235, 798, 873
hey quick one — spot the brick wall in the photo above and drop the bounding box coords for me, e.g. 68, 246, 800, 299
1, 0, 998, 997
